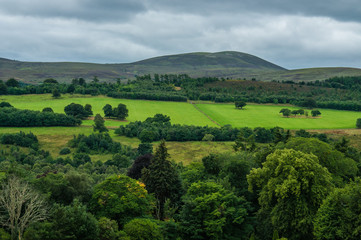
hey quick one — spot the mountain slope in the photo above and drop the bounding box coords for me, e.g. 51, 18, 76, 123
0, 51, 286, 83
1, 52, 361, 83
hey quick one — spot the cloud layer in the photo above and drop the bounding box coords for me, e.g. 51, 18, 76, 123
1, 0, 361, 69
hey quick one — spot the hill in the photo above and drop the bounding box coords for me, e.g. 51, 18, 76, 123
1, 52, 361, 83
0, 51, 285, 83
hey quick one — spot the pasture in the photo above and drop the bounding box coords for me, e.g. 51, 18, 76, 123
2, 94, 361, 164
196, 103, 361, 129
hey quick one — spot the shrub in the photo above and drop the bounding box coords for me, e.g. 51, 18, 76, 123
59, 147, 71, 155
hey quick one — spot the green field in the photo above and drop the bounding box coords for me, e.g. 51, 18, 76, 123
1, 94, 361, 130
0, 94, 217, 127
1, 94, 361, 164
196, 103, 361, 129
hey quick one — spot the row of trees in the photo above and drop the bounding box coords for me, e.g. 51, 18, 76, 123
0, 105, 81, 127
279, 108, 321, 117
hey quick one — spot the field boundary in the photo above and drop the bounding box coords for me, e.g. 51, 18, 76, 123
189, 101, 221, 127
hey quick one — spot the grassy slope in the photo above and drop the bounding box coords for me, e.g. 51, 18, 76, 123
256, 67, 361, 82
196, 103, 361, 129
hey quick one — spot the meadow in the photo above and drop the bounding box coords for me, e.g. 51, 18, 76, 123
196, 103, 361, 129
1, 94, 361, 163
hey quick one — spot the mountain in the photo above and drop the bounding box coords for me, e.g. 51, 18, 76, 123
1, 52, 361, 83
0, 51, 285, 83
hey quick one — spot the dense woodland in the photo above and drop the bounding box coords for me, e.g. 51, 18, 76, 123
1, 74, 361, 239
0, 128, 360, 239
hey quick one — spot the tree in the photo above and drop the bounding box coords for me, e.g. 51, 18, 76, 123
112, 103, 128, 120
283, 137, 358, 182
127, 154, 152, 180
0, 176, 47, 240
42, 107, 54, 113
180, 181, 251, 240
0, 82, 7, 95
142, 140, 183, 220
235, 101, 247, 109
311, 110, 321, 117
84, 104, 93, 116
98, 217, 121, 240
302, 98, 317, 109
282, 109, 291, 117
247, 149, 333, 240
43, 78, 58, 84
64, 103, 89, 119
52, 88, 61, 98
5, 78, 19, 88
122, 218, 163, 240
24, 200, 99, 240
356, 118, 361, 129
90, 175, 153, 226
103, 104, 113, 118
93, 114, 108, 133
314, 178, 361, 240
0, 102, 13, 108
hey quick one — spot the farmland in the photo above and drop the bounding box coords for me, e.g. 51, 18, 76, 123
1, 94, 361, 130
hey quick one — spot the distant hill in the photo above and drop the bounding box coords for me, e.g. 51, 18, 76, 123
1, 52, 361, 83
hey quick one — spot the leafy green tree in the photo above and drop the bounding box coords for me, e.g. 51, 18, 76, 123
43, 78, 58, 84
5, 78, 19, 87
52, 88, 61, 98
84, 104, 93, 116
235, 101, 247, 109
0, 102, 12, 108
113, 103, 128, 120
282, 109, 291, 117
98, 217, 121, 240
0, 82, 7, 94
103, 104, 113, 118
247, 149, 333, 240
314, 178, 361, 240
180, 181, 252, 240
0, 228, 10, 240
142, 140, 183, 220
311, 110, 321, 117
137, 143, 153, 156
90, 175, 153, 226
356, 118, 361, 129
122, 218, 163, 240
30, 200, 99, 240
64, 103, 89, 119
302, 98, 317, 109
42, 107, 54, 113
283, 137, 358, 184
93, 114, 108, 133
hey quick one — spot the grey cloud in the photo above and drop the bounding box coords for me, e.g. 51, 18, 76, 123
0, 0, 146, 21
148, 0, 361, 23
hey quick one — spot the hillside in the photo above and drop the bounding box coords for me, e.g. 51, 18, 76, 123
1, 52, 361, 83
0, 52, 285, 83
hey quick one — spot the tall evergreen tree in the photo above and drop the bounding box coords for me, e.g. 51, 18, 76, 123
142, 140, 182, 220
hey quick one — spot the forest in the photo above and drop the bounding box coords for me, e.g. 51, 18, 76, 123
0, 74, 361, 240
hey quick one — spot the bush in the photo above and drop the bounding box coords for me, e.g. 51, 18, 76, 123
357, 118, 361, 129
123, 218, 163, 240
59, 147, 71, 155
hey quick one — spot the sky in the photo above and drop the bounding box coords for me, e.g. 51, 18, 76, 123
1, 0, 361, 69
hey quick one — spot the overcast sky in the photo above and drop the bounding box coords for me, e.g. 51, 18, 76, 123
1, 0, 361, 69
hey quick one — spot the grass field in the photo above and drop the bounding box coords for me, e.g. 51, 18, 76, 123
2, 94, 361, 164
196, 103, 361, 129
0, 94, 217, 127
